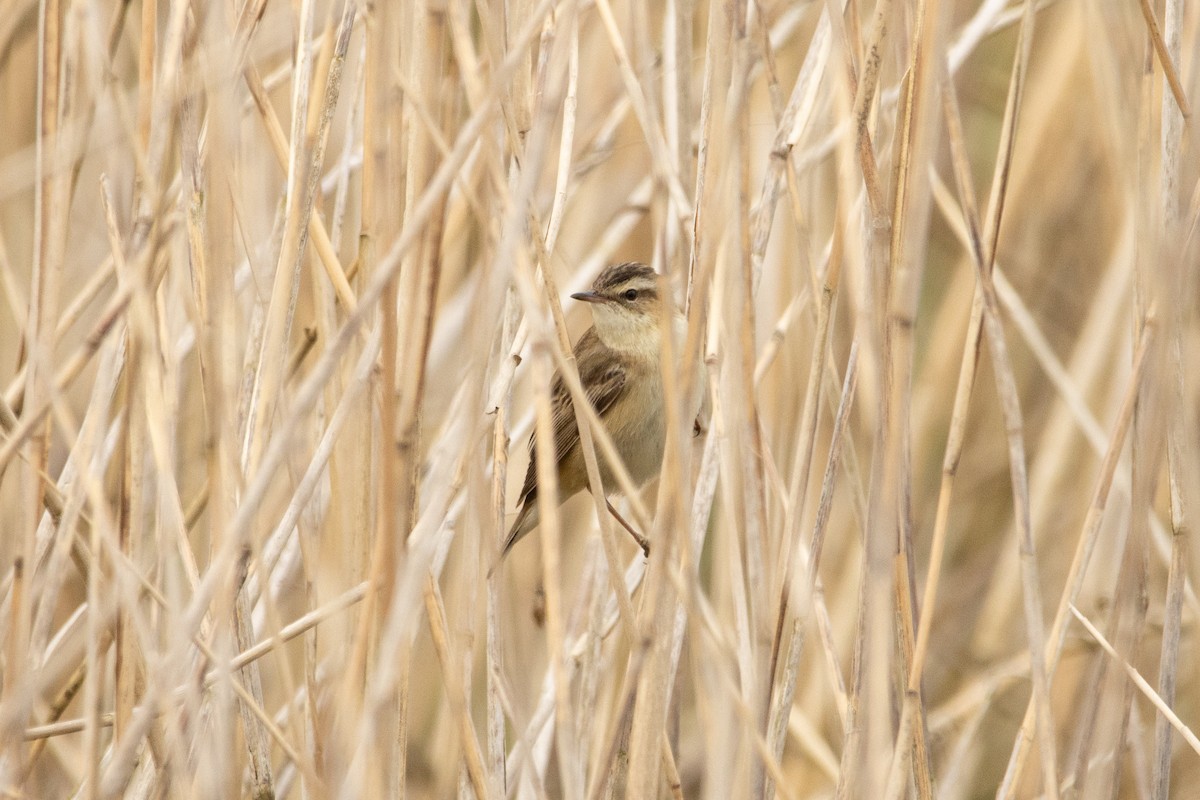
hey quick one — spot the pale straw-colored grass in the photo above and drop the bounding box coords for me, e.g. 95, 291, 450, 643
0, 0, 1197, 797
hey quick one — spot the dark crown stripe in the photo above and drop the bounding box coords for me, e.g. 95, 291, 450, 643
594, 261, 656, 292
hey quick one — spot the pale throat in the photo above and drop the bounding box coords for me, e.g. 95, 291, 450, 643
591, 306, 662, 359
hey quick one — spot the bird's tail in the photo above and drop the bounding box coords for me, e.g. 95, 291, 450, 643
487, 501, 539, 577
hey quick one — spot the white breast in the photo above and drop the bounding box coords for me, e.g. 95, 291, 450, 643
590, 305, 685, 490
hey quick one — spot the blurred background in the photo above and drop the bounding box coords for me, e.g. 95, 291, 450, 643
0, 0, 1197, 797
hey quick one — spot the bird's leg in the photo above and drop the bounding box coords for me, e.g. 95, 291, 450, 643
605, 499, 650, 556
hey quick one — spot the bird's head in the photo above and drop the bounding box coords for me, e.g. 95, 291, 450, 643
571, 262, 664, 353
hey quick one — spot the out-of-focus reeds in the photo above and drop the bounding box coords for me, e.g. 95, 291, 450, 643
0, 0, 1197, 797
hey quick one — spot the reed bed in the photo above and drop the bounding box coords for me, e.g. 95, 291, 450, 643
0, 0, 1197, 797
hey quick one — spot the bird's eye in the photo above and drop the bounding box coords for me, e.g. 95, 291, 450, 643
623, 289, 639, 301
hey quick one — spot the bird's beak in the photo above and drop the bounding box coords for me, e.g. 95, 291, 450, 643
570, 291, 606, 304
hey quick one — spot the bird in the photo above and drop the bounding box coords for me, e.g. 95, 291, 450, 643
498, 262, 681, 563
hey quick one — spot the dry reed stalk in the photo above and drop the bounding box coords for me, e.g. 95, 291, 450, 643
754, 45, 845, 777
1151, 2, 1188, 798
343, 0, 393, 791
1070, 604, 1200, 756
5, 1, 62, 778
944, 6, 1063, 790
877, 0, 949, 796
